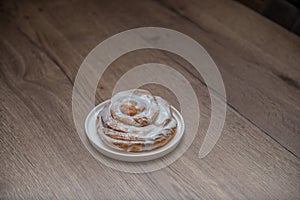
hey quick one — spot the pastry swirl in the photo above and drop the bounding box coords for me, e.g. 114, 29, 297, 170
96, 89, 177, 152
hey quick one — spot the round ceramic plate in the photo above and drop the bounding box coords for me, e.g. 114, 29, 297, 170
85, 100, 185, 162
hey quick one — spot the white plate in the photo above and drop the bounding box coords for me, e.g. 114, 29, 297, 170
85, 100, 185, 162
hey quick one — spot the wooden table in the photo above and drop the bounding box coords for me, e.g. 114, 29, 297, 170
1, 0, 299, 199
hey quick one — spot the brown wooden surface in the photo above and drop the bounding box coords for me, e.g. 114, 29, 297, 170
0, 0, 299, 199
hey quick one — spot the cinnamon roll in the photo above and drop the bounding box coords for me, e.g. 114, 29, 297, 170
96, 89, 177, 152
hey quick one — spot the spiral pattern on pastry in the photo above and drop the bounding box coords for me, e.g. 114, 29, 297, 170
96, 89, 177, 152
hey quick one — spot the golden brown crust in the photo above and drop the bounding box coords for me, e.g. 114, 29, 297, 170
96, 89, 178, 152
97, 115, 177, 152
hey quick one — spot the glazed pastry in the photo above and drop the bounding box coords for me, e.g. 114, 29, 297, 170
96, 89, 177, 152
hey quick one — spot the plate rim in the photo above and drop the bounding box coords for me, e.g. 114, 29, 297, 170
85, 99, 185, 162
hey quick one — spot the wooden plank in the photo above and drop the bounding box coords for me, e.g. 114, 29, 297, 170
0, 19, 133, 199
158, 0, 300, 157
0, 17, 204, 200
0, 0, 299, 199
7, 0, 300, 157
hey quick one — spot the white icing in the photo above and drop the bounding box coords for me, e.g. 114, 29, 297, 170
97, 89, 177, 152
109, 89, 159, 127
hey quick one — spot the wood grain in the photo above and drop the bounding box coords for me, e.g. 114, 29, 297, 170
0, 0, 299, 199
7, 0, 300, 156
159, 0, 300, 157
